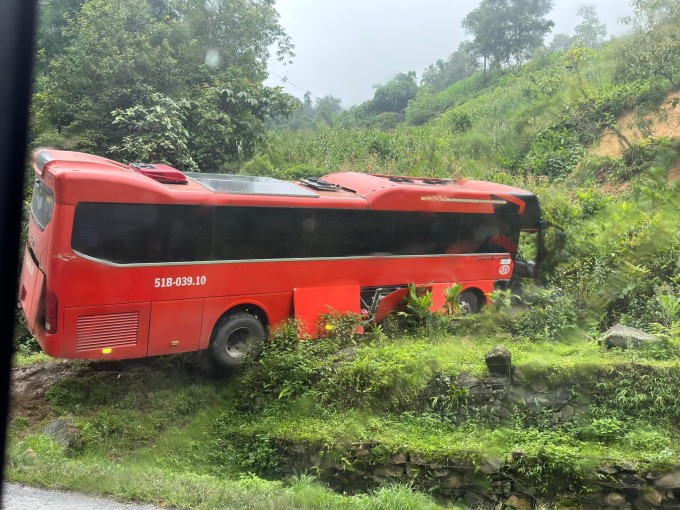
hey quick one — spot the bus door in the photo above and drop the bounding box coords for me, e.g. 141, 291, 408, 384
19, 248, 45, 335
19, 176, 54, 336
294, 285, 360, 337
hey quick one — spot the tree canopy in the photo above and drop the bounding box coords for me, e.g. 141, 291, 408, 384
574, 5, 607, 48
371, 72, 418, 114
32, 0, 297, 172
462, 0, 554, 72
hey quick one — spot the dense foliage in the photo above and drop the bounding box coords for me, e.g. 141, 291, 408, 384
10, 1, 680, 508
32, 0, 297, 171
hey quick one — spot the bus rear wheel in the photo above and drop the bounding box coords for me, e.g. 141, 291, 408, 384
210, 312, 265, 369
457, 290, 480, 314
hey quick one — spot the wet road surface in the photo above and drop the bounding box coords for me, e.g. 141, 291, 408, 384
2, 483, 167, 510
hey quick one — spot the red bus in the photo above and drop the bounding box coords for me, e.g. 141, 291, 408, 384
19, 149, 543, 368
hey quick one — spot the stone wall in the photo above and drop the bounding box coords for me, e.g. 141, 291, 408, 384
276, 371, 680, 509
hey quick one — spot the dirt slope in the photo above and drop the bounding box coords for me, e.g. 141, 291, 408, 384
595, 91, 680, 158
10, 361, 76, 425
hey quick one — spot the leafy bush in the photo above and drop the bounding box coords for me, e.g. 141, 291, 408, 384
496, 286, 578, 341
445, 111, 472, 134
523, 128, 584, 179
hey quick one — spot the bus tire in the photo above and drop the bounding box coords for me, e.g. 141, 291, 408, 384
458, 290, 480, 314
210, 313, 265, 369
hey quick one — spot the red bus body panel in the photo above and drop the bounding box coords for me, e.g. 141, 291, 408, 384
20, 149, 537, 362
294, 285, 361, 337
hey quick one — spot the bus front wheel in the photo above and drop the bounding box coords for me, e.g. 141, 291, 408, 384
210, 313, 265, 369
458, 290, 480, 314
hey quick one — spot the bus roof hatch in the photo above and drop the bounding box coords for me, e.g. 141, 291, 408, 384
130, 163, 188, 184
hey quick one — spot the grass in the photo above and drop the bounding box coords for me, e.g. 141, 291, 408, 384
9, 319, 680, 503
9, 17, 680, 506
12, 352, 52, 367
8, 437, 458, 510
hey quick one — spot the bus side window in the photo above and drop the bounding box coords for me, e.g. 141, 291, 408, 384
212, 206, 312, 261
310, 209, 393, 257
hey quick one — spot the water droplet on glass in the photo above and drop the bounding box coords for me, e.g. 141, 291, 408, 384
205, 48, 220, 67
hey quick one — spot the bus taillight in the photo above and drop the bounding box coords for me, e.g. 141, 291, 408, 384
45, 291, 58, 333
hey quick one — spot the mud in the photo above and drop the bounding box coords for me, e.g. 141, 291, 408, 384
9, 361, 79, 425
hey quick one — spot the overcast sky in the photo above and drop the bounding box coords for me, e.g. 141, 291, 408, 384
265, 0, 634, 106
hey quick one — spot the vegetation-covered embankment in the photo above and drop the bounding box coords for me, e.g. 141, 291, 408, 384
10, 0, 680, 508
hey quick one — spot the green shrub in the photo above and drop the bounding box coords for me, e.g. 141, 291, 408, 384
523, 128, 584, 179
497, 286, 578, 341
241, 154, 276, 176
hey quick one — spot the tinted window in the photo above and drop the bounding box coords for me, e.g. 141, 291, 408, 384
392, 211, 461, 255
72, 203, 519, 264
72, 203, 212, 263
213, 206, 312, 260
459, 214, 519, 253
30, 179, 55, 230
311, 209, 393, 257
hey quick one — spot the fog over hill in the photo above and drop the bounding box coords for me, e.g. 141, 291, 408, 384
266, 0, 633, 106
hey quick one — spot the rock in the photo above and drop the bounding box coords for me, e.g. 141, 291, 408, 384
485, 345, 512, 377
599, 465, 620, 476
620, 461, 636, 472
616, 472, 639, 487
655, 471, 680, 489
373, 465, 404, 478
465, 491, 495, 510
481, 457, 501, 474
390, 453, 408, 464
405, 464, 421, 478
660, 497, 680, 510
604, 492, 627, 507
456, 374, 479, 387
439, 473, 463, 489
506, 495, 532, 510
530, 379, 549, 393
41, 418, 81, 448
600, 324, 657, 349
642, 489, 664, 506
409, 453, 428, 465
433, 468, 449, 477
560, 404, 576, 422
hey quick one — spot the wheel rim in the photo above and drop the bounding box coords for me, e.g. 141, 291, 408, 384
459, 299, 473, 314
225, 327, 253, 358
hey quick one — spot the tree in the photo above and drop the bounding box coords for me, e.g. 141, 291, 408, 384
371, 71, 418, 114
506, 0, 555, 64
110, 93, 196, 170
574, 5, 607, 48
421, 42, 479, 92
462, 0, 508, 75
177, 0, 294, 81
34, 0, 297, 170
462, 0, 554, 74
615, 0, 680, 86
626, 0, 680, 28
548, 33, 575, 53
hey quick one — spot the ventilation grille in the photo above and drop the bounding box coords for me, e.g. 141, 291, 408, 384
76, 312, 139, 351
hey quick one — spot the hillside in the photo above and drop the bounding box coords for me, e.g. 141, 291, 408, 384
10, 5, 680, 510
